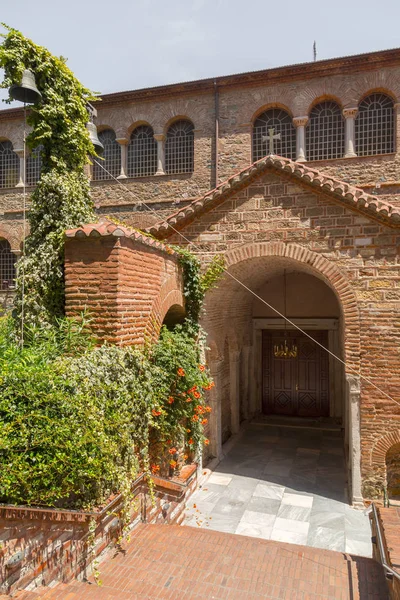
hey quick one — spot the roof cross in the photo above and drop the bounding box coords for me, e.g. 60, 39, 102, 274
262, 127, 281, 155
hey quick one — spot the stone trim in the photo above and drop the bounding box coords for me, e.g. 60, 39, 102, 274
371, 431, 400, 472
148, 155, 400, 238
223, 241, 361, 371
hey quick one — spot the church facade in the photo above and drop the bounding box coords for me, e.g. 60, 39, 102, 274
1, 48, 400, 503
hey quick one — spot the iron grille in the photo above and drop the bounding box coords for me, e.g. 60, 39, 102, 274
253, 109, 296, 161
0, 141, 19, 188
92, 129, 121, 180
26, 145, 43, 186
165, 120, 194, 175
355, 93, 394, 156
306, 101, 345, 161
127, 125, 157, 177
0, 239, 16, 291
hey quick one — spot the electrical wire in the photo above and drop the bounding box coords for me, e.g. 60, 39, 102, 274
92, 157, 400, 410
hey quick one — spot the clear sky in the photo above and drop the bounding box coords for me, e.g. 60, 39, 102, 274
1, 0, 400, 104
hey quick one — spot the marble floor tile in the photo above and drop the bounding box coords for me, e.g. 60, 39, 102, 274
208, 473, 233, 486
212, 497, 247, 518
308, 526, 345, 552
262, 463, 292, 477
281, 492, 314, 508
270, 529, 309, 545
195, 483, 226, 504
239, 509, 277, 528
253, 482, 285, 500
235, 522, 273, 539
277, 504, 311, 522
206, 514, 242, 534
309, 511, 345, 530
273, 517, 310, 534
223, 484, 255, 503
345, 538, 373, 558
247, 496, 281, 515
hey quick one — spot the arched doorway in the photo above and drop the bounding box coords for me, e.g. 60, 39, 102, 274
203, 243, 362, 505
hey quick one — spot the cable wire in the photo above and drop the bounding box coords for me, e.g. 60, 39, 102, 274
92, 157, 400, 410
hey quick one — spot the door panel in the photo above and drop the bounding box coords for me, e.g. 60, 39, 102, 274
262, 329, 329, 417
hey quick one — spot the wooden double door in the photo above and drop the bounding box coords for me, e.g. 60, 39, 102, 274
262, 330, 329, 418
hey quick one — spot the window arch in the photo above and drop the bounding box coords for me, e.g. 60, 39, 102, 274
92, 129, 121, 180
0, 239, 16, 291
127, 125, 157, 177
165, 120, 194, 175
26, 145, 43, 186
252, 108, 296, 161
355, 93, 395, 156
0, 140, 19, 188
306, 101, 344, 161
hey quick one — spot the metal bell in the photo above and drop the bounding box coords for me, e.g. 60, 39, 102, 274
86, 122, 104, 155
9, 69, 42, 104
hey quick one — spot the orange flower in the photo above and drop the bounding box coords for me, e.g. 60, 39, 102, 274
198, 365, 205, 372
192, 415, 199, 422
186, 397, 193, 403
186, 428, 191, 433
152, 408, 161, 417
177, 368, 185, 377
201, 418, 208, 425
205, 406, 212, 413
204, 439, 210, 446
193, 391, 201, 399
170, 460, 177, 468
168, 396, 174, 404
203, 381, 215, 391
151, 464, 160, 474
183, 454, 189, 461
168, 447, 177, 455
188, 438, 194, 445
195, 405, 204, 414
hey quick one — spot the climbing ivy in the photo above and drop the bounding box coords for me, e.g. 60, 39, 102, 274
0, 25, 97, 331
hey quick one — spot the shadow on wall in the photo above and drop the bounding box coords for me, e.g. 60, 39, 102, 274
386, 443, 400, 500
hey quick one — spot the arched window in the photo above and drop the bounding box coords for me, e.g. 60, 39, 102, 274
165, 120, 194, 175
26, 145, 43, 186
127, 125, 157, 177
306, 101, 344, 161
355, 93, 394, 156
0, 239, 16, 291
253, 108, 296, 161
92, 129, 121, 180
0, 140, 19, 188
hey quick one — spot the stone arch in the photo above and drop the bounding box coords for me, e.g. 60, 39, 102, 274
127, 120, 155, 137
223, 241, 360, 371
370, 430, 400, 473
163, 115, 195, 136
356, 88, 397, 105
251, 103, 294, 123
306, 94, 344, 114
0, 224, 23, 253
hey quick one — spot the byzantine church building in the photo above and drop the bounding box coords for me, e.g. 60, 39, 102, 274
1, 48, 400, 504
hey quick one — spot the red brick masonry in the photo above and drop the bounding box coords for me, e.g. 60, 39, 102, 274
6, 524, 388, 600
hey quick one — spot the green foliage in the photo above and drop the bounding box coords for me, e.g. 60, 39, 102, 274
0, 25, 97, 331
173, 247, 225, 331
13, 171, 95, 329
0, 24, 97, 172
0, 318, 213, 509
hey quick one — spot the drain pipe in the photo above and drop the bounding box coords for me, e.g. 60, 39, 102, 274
214, 80, 219, 189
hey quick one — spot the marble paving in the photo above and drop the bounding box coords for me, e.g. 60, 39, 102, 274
184, 423, 373, 557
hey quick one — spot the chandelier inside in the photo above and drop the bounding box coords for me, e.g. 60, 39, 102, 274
273, 269, 298, 359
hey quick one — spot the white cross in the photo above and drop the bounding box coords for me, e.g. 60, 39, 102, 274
262, 128, 281, 155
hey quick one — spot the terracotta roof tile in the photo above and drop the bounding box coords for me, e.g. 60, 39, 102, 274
147, 155, 400, 238
65, 218, 177, 256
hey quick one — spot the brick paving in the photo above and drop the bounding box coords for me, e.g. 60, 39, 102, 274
10, 523, 388, 599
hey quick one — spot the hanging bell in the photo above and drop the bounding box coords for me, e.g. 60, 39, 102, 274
86, 122, 104, 155
9, 69, 42, 104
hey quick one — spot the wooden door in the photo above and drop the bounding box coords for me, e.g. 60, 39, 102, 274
262, 330, 329, 417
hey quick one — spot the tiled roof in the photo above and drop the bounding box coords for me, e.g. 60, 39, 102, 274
147, 155, 400, 238
65, 219, 176, 255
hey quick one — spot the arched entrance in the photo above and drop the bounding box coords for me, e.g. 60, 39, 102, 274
204, 242, 362, 505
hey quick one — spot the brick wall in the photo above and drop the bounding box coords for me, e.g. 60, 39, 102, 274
0, 467, 197, 595
64, 223, 183, 345
165, 168, 400, 497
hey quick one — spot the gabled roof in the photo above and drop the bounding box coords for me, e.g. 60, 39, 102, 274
65, 219, 176, 256
147, 155, 400, 239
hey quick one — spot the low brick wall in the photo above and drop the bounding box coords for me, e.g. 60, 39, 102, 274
370, 506, 400, 599
0, 466, 197, 595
